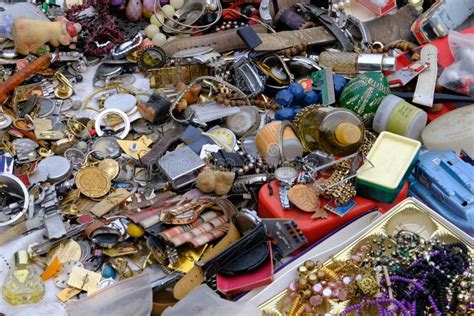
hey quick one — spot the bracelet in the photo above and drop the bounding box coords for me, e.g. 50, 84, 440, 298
169, 76, 251, 123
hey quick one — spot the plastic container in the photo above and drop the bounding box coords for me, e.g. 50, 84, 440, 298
258, 179, 408, 246
373, 94, 427, 140
356, 132, 421, 203
255, 121, 303, 166
421, 104, 474, 156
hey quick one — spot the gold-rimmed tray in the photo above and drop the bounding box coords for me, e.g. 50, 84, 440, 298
259, 198, 473, 315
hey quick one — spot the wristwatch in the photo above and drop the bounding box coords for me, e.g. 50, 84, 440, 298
275, 166, 298, 209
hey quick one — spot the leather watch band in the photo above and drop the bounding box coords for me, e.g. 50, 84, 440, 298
162, 24, 267, 55
140, 124, 186, 168
173, 222, 241, 300
84, 221, 107, 239
255, 27, 335, 51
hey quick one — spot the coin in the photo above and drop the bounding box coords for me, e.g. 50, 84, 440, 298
288, 184, 320, 212
98, 159, 120, 180
75, 166, 111, 198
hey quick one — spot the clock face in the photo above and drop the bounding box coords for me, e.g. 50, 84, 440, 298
209, 128, 237, 151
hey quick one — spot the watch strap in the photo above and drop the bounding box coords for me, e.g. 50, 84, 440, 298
173, 222, 240, 300
84, 221, 107, 239
413, 44, 438, 107
140, 124, 187, 168
298, 5, 352, 52
255, 26, 335, 51
162, 24, 268, 56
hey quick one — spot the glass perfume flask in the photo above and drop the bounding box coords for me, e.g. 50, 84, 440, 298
2, 250, 45, 305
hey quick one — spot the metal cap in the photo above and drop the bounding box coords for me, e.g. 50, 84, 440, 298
14, 250, 29, 266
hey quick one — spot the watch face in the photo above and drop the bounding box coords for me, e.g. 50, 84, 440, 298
274, 166, 297, 182
138, 47, 167, 70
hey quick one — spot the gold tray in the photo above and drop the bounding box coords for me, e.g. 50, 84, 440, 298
259, 198, 473, 315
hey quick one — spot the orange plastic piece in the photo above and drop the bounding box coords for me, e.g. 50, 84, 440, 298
41, 256, 61, 281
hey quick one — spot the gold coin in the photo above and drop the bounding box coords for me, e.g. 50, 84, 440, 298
288, 184, 320, 212
75, 166, 111, 198
97, 159, 120, 180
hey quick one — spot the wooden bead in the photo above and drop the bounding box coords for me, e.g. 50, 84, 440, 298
223, 99, 230, 106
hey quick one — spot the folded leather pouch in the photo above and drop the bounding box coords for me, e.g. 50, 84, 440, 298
199, 209, 269, 277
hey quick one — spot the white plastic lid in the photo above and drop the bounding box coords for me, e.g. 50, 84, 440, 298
372, 94, 399, 133
406, 109, 427, 140
422, 104, 474, 156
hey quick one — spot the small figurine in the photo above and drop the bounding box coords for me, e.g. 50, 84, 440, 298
11, 16, 81, 55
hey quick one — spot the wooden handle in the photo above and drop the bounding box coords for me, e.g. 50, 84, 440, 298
0, 54, 52, 104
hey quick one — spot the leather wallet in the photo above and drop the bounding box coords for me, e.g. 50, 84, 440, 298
200, 211, 268, 277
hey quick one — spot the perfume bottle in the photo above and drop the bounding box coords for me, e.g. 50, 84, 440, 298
294, 106, 365, 157
2, 250, 45, 305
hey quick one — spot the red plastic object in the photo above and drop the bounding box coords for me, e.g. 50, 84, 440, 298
357, 0, 396, 16
258, 180, 408, 247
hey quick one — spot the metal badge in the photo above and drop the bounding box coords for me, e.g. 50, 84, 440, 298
75, 166, 111, 198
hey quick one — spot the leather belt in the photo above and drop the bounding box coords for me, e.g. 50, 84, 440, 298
161, 24, 268, 55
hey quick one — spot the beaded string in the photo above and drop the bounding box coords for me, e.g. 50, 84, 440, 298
380, 275, 441, 316
342, 297, 410, 316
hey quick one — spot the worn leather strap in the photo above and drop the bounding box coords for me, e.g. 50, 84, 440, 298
140, 123, 187, 168
84, 220, 107, 239
173, 221, 240, 300
255, 26, 335, 51
161, 24, 268, 55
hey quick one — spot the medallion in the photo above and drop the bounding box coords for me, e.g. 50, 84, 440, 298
75, 166, 111, 198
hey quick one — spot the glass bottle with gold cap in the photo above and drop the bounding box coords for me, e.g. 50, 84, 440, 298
294, 105, 365, 157
2, 250, 45, 305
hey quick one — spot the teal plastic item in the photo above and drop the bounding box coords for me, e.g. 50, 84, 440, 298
356, 132, 421, 203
